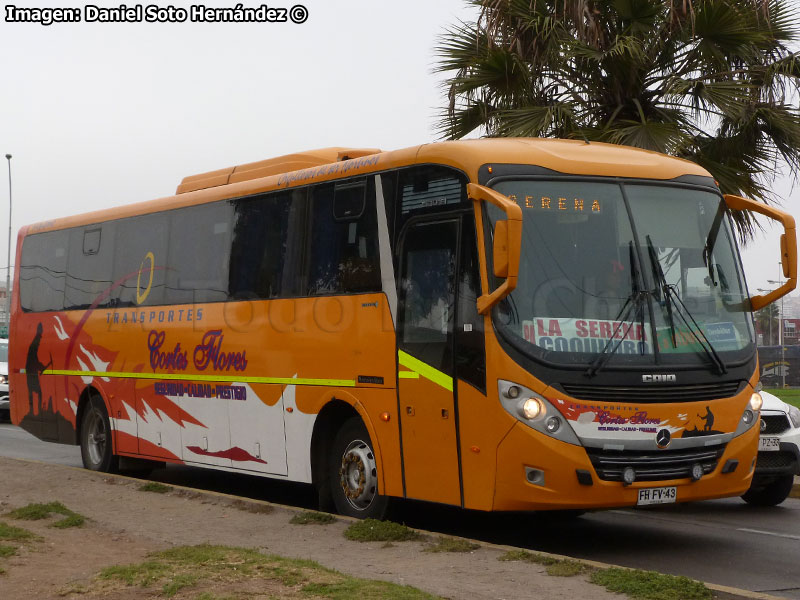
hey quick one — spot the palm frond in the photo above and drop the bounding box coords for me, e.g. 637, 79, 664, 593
436, 0, 800, 241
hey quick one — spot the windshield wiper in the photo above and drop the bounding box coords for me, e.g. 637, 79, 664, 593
646, 235, 727, 375
702, 203, 726, 289
585, 242, 648, 377
647, 235, 677, 348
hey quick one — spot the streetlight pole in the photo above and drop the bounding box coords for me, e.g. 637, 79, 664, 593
756, 288, 775, 345
4, 154, 10, 336
768, 265, 786, 388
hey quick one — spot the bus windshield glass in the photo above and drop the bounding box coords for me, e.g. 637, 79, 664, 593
488, 179, 755, 368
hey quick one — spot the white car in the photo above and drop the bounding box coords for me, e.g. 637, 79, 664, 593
742, 390, 800, 506
0, 339, 8, 421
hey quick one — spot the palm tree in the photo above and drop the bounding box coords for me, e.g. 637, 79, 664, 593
437, 0, 800, 237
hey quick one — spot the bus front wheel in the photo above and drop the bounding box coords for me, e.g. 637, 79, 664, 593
741, 474, 794, 507
80, 396, 119, 473
330, 418, 388, 519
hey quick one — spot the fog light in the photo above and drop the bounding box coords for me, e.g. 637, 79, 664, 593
742, 409, 754, 425
506, 385, 521, 399
545, 416, 561, 433
518, 398, 544, 420
622, 466, 636, 485
749, 392, 763, 412
691, 463, 704, 481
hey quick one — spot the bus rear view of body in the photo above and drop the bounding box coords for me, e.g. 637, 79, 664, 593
9, 139, 796, 517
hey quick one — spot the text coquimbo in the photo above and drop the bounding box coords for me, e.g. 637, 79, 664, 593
4, 4, 309, 26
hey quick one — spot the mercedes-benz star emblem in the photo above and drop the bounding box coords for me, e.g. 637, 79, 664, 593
656, 428, 672, 449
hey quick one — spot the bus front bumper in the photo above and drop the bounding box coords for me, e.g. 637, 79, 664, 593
492, 422, 758, 511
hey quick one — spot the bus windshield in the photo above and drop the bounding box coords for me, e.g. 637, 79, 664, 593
488, 179, 755, 369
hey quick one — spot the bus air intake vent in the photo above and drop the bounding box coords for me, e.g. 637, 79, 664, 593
586, 446, 726, 483
760, 414, 791, 435
560, 381, 742, 403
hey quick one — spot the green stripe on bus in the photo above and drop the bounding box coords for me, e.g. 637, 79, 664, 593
43, 369, 356, 388
398, 370, 419, 379
397, 351, 453, 392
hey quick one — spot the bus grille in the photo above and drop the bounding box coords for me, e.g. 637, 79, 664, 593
586, 446, 726, 483
561, 381, 742, 403
761, 414, 791, 435
756, 451, 797, 471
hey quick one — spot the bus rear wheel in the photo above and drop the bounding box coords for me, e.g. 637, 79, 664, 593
80, 396, 119, 473
330, 418, 388, 519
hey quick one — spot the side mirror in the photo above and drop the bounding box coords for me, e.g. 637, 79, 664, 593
467, 183, 522, 314
723, 194, 797, 311
493, 220, 509, 278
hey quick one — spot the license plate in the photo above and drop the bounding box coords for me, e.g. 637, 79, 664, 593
759, 437, 781, 452
637, 486, 677, 506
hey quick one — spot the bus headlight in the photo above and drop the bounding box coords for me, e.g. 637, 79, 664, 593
749, 393, 763, 412
519, 398, 544, 420
733, 401, 760, 437
498, 380, 580, 446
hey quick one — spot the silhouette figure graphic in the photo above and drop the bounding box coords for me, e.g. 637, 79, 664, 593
697, 406, 715, 432
25, 323, 51, 416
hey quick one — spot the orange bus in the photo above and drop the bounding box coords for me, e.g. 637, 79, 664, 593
9, 139, 796, 517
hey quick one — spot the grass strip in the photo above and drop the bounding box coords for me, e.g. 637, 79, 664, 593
97, 543, 439, 598
138, 482, 172, 494
344, 519, 423, 543
424, 537, 480, 553
7, 502, 85, 528
0, 544, 17, 558
590, 567, 712, 600
0, 521, 37, 541
291, 510, 336, 525
227, 499, 274, 514
498, 549, 589, 577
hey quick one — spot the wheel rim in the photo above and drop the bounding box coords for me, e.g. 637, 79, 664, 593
339, 438, 378, 511
86, 408, 107, 467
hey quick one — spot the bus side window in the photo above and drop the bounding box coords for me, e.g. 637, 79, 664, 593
111, 214, 168, 308
64, 225, 115, 310
399, 220, 458, 373
456, 215, 486, 391
396, 166, 468, 237
167, 202, 233, 304
307, 179, 381, 295
19, 230, 69, 312
229, 191, 295, 300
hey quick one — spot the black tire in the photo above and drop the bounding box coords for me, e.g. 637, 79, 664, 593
329, 417, 389, 519
80, 395, 119, 473
741, 474, 794, 507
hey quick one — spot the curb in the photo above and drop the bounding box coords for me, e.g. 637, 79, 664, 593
4, 456, 791, 600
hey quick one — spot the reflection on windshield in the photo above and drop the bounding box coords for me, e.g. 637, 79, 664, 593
0, 343, 7, 362
489, 180, 754, 368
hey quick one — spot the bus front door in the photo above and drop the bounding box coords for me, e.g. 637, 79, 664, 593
397, 219, 461, 506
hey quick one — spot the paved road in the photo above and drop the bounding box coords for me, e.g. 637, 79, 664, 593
2, 423, 798, 598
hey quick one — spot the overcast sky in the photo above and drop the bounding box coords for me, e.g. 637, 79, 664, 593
0, 0, 796, 298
